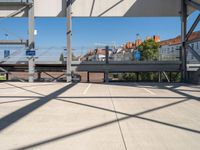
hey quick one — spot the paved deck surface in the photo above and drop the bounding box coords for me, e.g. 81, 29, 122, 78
0, 82, 199, 150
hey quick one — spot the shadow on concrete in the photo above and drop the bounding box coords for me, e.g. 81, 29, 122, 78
14, 97, 200, 150
0, 83, 76, 132
0, 82, 199, 150
102, 82, 200, 101
0, 83, 54, 90
98, 0, 124, 17
5, 83, 45, 96
0, 98, 36, 105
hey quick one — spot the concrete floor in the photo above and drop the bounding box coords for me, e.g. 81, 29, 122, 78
0, 82, 199, 150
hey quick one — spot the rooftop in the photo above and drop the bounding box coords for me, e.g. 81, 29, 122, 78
159, 30, 200, 46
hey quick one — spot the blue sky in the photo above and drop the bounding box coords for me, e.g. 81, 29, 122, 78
0, 11, 199, 56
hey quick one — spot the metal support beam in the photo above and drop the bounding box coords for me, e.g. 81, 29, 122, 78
0, 40, 28, 45
0, 0, 32, 6
28, 1, 35, 83
66, 0, 72, 82
185, 14, 200, 41
87, 72, 90, 83
104, 71, 109, 83
158, 72, 161, 83
185, 0, 200, 11
105, 46, 109, 64
181, 0, 188, 82
5, 5, 29, 18
188, 45, 200, 62
162, 71, 170, 83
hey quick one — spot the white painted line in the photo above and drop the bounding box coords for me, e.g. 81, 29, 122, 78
83, 83, 91, 95
143, 88, 156, 95
134, 83, 156, 95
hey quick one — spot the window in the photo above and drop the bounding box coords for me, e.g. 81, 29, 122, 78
171, 47, 174, 53
191, 44, 194, 49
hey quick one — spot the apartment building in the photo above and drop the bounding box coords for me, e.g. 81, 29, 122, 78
159, 31, 200, 63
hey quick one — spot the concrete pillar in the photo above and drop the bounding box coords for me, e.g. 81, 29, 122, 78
38, 72, 41, 81
87, 72, 90, 83
181, 0, 187, 82
6, 73, 9, 81
66, 0, 72, 82
104, 71, 109, 83
28, 1, 35, 83
158, 72, 161, 83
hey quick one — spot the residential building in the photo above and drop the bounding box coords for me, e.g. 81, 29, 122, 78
159, 31, 200, 63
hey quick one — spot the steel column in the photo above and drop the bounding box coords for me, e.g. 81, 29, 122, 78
28, 0, 35, 83
185, 0, 200, 11
185, 14, 200, 41
87, 72, 90, 83
66, 0, 72, 82
181, 0, 187, 82
188, 45, 200, 62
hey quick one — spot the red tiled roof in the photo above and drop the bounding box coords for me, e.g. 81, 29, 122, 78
159, 30, 200, 46
95, 49, 106, 55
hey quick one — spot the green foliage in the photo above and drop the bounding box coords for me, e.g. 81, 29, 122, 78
121, 73, 137, 81
59, 53, 65, 64
140, 72, 158, 81
0, 76, 6, 81
138, 39, 159, 61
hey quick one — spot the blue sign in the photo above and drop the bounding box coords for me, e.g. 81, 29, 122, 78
4, 50, 10, 58
134, 51, 141, 61
26, 50, 36, 56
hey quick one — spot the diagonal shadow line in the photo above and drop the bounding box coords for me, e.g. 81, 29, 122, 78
132, 83, 200, 102
0, 96, 42, 99
135, 116, 200, 134
58, 96, 187, 99
0, 83, 76, 132
179, 89, 200, 92
98, 0, 124, 17
0, 96, 187, 99
14, 98, 200, 150
56, 98, 189, 118
90, 0, 96, 17
5, 83, 44, 96
0, 98, 37, 105
166, 86, 200, 102
57, 98, 200, 134
0, 83, 54, 90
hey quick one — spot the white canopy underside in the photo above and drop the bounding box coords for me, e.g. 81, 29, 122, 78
0, 0, 199, 18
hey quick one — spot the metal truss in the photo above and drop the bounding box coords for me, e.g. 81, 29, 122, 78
181, 0, 200, 82
0, 0, 35, 82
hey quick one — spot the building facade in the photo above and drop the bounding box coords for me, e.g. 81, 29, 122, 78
159, 31, 200, 63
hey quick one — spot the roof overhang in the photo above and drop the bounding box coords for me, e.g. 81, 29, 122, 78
0, 0, 199, 18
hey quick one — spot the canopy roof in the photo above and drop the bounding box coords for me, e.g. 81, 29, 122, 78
0, 0, 198, 17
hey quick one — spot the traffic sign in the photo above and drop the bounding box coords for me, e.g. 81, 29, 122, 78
134, 51, 141, 61
26, 50, 36, 56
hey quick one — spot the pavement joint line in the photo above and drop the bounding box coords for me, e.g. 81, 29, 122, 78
107, 84, 128, 150
83, 83, 91, 95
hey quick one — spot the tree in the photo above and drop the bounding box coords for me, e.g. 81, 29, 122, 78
59, 53, 65, 64
138, 39, 159, 61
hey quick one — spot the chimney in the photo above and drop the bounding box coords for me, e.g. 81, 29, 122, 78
135, 39, 142, 47
153, 35, 160, 42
